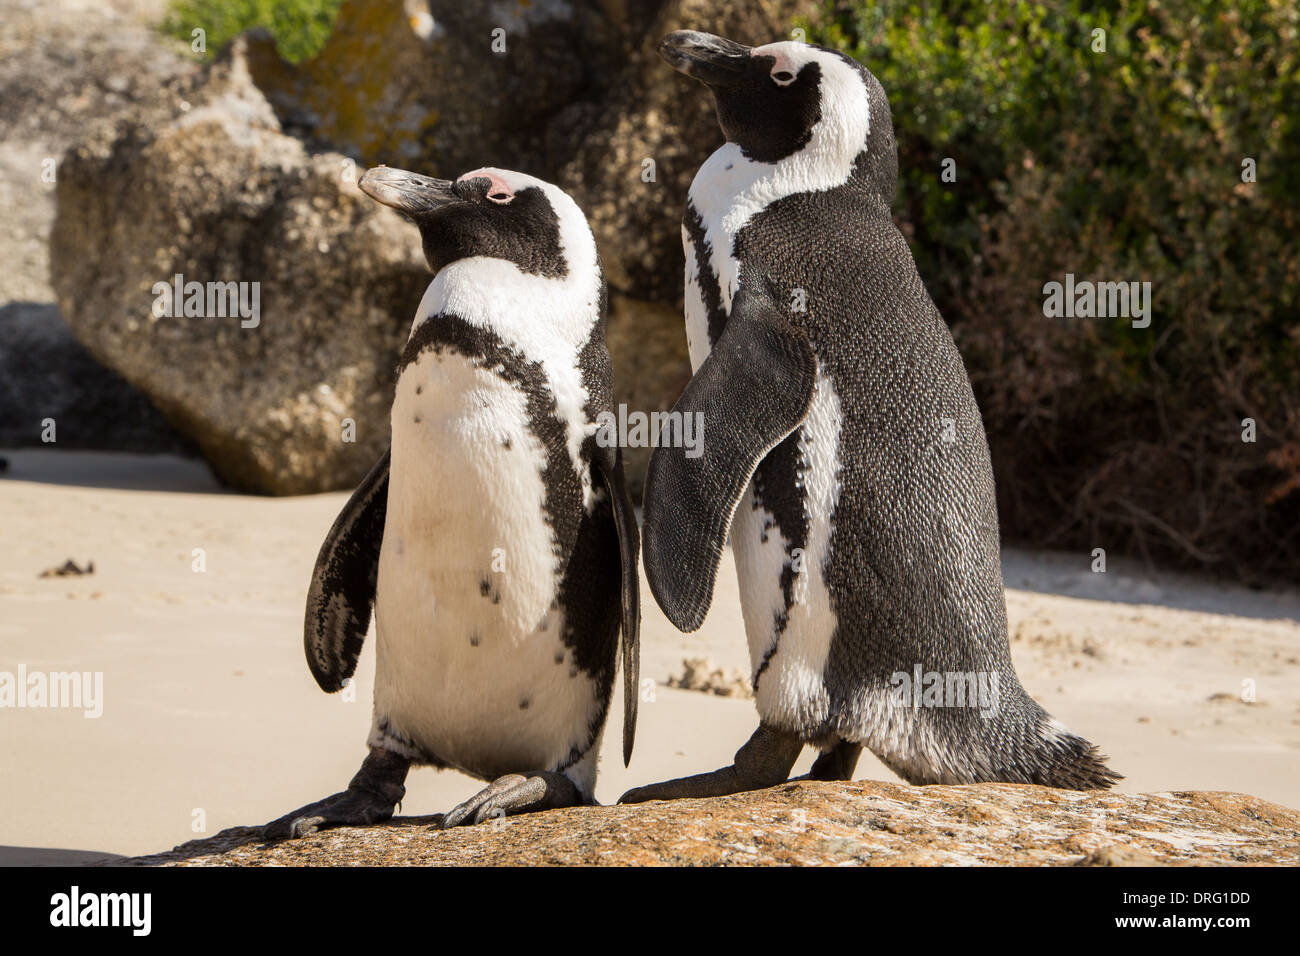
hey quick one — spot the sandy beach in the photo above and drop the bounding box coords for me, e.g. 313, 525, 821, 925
2, 448, 1298, 864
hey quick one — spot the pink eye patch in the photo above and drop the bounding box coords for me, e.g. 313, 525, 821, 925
761, 48, 796, 78
457, 168, 513, 199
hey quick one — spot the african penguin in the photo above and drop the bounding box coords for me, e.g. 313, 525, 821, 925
265, 165, 640, 838
623, 32, 1118, 802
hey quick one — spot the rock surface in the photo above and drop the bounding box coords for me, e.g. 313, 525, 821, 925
0, 0, 195, 305
121, 781, 1300, 866
667, 655, 753, 697
50, 38, 432, 493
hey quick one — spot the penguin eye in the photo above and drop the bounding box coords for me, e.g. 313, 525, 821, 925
772, 69, 796, 86
486, 191, 514, 204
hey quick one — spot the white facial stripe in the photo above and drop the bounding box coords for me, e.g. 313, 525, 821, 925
688, 45, 870, 311
412, 171, 603, 487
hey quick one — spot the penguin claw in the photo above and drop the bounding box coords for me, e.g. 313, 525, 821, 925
440, 774, 524, 829
262, 788, 398, 841
439, 771, 582, 829
287, 815, 326, 838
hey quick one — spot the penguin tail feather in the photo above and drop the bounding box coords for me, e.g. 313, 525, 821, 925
877, 712, 1123, 791
1029, 737, 1122, 790
1022, 718, 1122, 790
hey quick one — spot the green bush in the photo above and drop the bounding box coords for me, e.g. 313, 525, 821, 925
811, 0, 1300, 581
161, 0, 343, 63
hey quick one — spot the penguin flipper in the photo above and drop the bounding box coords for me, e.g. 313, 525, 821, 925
594, 444, 641, 766
642, 280, 817, 632
303, 449, 391, 692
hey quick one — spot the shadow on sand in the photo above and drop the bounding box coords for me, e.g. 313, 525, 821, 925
0, 845, 126, 866
0, 449, 221, 495
1000, 547, 1300, 625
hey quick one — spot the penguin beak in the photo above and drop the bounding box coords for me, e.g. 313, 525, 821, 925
659, 31, 751, 87
358, 166, 458, 215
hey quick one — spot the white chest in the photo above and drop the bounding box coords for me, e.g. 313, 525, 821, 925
371, 349, 599, 778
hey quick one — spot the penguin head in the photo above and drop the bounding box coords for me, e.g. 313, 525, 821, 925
659, 31, 896, 200
358, 165, 584, 278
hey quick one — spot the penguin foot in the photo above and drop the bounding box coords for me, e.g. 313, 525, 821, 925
263, 788, 399, 840
263, 747, 409, 840
804, 739, 863, 782
440, 771, 582, 828
620, 723, 803, 803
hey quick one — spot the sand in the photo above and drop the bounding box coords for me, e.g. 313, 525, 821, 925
2, 448, 1298, 864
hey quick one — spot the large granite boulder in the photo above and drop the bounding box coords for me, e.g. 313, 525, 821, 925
121, 781, 1300, 866
50, 39, 430, 493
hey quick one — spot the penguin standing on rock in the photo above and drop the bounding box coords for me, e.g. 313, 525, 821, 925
623, 32, 1118, 802
266, 165, 639, 838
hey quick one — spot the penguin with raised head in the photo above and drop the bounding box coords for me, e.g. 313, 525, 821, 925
266, 165, 640, 837
623, 32, 1118, 802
